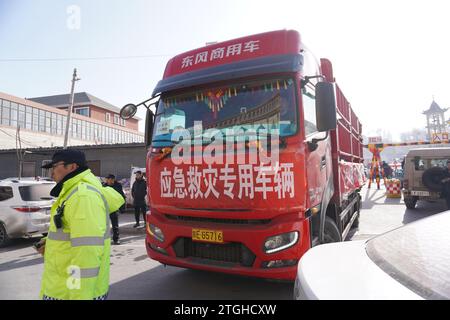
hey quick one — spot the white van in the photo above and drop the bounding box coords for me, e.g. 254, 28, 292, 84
0, 179, 55, 247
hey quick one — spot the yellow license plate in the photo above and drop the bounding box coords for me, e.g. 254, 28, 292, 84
192, 229, 223, 243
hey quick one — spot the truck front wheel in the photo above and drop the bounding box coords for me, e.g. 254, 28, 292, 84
404, 196, 417, 209
323, 216, 342, 243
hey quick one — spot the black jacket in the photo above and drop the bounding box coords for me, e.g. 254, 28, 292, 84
103, 181, 126, 199
132, 178, 147, 206
103, 181, 126, 212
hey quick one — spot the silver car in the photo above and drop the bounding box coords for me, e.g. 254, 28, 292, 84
0, 178, 55, 247
294, 211, 450, 300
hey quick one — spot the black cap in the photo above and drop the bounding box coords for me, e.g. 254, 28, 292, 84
41, 149, 87, 169
106, 174, 116, 179
135, 170, 142, 175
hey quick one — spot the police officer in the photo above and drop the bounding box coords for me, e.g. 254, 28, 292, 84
103, 174, 125, 245
36, 149, 124, 300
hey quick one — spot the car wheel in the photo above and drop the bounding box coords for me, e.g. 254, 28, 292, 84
323, 216, 342, 243
0, 222, 11, 248
404, 196, 417, 209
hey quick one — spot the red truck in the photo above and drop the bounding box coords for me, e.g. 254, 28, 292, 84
121, 30, 365, 280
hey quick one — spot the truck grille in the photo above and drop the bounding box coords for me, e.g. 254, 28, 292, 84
165, 214, 271, 225
173, 238, 256, 267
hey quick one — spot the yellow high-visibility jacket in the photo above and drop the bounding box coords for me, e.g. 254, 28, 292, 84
39, 169, 125, 300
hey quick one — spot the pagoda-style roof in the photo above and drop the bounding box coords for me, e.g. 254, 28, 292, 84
423, 100, 448, 115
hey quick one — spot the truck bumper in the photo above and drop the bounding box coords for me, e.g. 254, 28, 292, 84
144, 210, 310, 281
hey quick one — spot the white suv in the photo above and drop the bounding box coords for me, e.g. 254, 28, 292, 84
0, 178, 55, 247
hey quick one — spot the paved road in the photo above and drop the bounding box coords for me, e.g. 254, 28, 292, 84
1, 184, 447, 300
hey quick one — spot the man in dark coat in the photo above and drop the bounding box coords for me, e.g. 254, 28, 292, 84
382, 161, 393, 179
132, 171, 147, 228
103, 174, 126, 244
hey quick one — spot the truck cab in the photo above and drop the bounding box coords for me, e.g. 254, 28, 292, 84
120, 30, 364, 280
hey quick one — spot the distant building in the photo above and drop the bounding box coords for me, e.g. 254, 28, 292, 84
423, 100, 448, 142
0, 91, 144, 150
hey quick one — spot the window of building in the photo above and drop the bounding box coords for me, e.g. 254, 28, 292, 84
71, 119, 77, 138
18, 105, 26, 129
75, 107, 90, 117
39, 109, 46, 132
45, 111, 51, 133
32, 108, 39, 131
10, 102, 18, 127
25, 105, 32, 130
51, 113, 57, 134
81, 120, 87, 140
87, 122, 92, 140
114, 114, 119, 125
1, 99, 10, 126
56, 114, 63, 135
106, 113, 111, 123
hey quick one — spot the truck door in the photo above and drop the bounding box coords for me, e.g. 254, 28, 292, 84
302, 79, 332, 244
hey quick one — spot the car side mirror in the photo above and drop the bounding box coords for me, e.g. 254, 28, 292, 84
315, 82, 337, 132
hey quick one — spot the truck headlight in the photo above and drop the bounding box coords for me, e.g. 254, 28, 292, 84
264, 231, 298, 254
148, 224, 165, 242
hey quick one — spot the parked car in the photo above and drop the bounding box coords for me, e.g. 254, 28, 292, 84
0, 178, 55, 247
294, 211, 450, 300
402, 147, 450, 209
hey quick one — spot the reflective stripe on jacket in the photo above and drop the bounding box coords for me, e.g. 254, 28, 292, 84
40, 169, 125, 300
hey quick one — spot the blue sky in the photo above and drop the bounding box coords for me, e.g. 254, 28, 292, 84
1, 0, 450, 139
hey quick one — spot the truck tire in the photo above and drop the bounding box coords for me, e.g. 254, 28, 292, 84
0, 223, 10, 248
352, 213, 360, 228
422, 166, 446, 192
323, 216, 342, 243
351, 195, 362, 229
404, 196, 418, 209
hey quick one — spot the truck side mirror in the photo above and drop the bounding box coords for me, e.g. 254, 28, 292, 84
145, 107, 155, 148
315, 82, 337, 131
120, 104, 138, 120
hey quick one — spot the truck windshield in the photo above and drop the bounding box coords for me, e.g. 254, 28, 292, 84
152, 78, 297, 147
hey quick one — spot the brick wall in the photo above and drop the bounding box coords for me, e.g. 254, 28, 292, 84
89, 105, 139, 130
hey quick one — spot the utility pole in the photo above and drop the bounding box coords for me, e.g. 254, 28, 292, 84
63, 68, 80, 148
16, 126, 21, 179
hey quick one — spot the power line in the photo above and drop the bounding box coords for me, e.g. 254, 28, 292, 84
0, 54, 171, 62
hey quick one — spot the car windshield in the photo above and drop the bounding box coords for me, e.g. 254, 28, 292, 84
413, 158, 449, 171
152, 78, 297, 147
18, 184, 54, 201
366, 212, 450, 299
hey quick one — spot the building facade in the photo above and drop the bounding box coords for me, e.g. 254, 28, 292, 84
0, 91, 144, 150
0, 143, 146, 180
